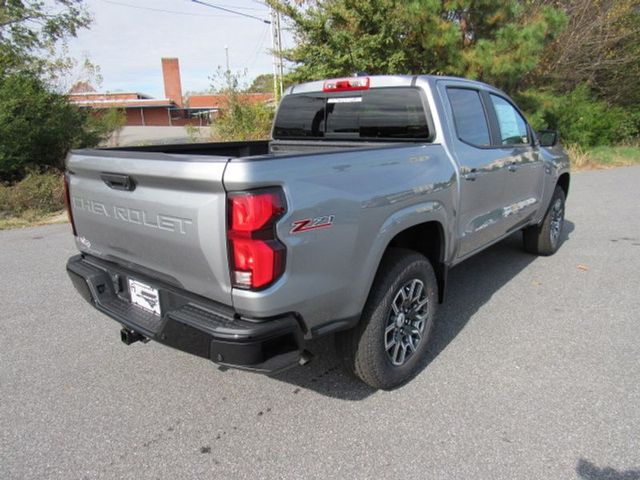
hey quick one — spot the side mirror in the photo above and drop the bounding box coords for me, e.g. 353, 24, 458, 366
538, 129, 559, 147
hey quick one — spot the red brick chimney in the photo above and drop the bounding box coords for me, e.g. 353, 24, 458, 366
161, 58, 183, 108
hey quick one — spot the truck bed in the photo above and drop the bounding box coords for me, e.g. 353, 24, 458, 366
106, 140, 271, 158
105, 139, 416, 158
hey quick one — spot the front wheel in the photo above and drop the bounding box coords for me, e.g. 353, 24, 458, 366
336, 248, 438, 390
523, 186, 566, 256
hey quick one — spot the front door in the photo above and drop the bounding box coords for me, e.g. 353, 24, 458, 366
486, 93, 545, 230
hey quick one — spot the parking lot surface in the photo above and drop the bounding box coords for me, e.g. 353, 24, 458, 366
1, 167, 639, 479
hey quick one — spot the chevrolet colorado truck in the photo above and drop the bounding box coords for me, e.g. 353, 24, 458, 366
65, 75, 570, 389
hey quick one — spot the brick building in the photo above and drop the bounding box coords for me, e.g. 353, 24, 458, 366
68, 58, 274, 127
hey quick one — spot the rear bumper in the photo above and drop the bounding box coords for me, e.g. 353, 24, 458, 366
66, 255, 304, 373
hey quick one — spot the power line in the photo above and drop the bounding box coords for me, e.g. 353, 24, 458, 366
190, 0, 271, 24
247, 23, 271, 70
181, 0, 269, 12
97, 0, 235, 17
99, 0, 269, 17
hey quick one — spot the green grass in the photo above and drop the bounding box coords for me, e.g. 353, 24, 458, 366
0, 171, 66, 230
567, 144, 640, 170
585, 145, 640, 166
0, 209, 67, 230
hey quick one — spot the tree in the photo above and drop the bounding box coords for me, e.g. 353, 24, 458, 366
0, 0, 91, 78
247, 73, 293, 94
247, 73, 275, 93
210, 68, 274, 141
267, 0, 567, 93
529, 0, 640, 107
517, 84, 638, 147
0, 73, 126, 180
0, 1, 124, 182
0, 73, 96, 179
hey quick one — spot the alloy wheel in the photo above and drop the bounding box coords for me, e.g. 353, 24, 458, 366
384, 279, 429, 366
550, 197, 564, 246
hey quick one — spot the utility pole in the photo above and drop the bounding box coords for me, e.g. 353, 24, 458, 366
270, 8, 284, 100
224, 45, 231, 89
190, 0, 280, 99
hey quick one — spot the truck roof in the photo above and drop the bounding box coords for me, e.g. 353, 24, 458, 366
285, 74, 502, 96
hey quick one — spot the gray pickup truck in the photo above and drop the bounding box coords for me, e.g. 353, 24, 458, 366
65, 75, 570, 389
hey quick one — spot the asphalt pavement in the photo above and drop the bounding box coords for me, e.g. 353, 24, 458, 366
1, 166, 639, 480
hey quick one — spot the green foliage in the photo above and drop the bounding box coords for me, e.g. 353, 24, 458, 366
0, 170, 64, 215
184, 123, 200, 143
530, 0, 640, 108
517, 85, 638, 147
247, 73, 275, 93
0, 73, 121, 181
212, 95, 274, 141
0, 0, 91, 77
462, 5, 568, 91
564, 143, 640, 170
268, 0, 567, 92
0, 1, 122, 183
0, 73, 81, 179
211, 69, 275, 141
87, 107, 127, 141
585, 145, 640, 166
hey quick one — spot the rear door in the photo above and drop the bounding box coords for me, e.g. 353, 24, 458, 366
67, 150, 232, 305
442, 84, 511, 258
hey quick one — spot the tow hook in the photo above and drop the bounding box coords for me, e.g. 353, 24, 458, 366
120, 328, 148, 345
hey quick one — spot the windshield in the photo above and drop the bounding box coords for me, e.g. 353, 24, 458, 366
273, 87, 430, 141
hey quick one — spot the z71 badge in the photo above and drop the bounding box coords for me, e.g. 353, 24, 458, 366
290, 215, 335, 234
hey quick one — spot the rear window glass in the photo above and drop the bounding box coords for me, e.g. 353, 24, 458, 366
273, 88, 430, 141
446, 88, 491, 147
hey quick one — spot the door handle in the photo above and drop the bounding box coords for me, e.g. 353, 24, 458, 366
464, 169, 478, 181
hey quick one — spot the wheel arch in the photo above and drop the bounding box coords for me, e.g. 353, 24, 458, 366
375, 220, 448, 304
557, 172, 570, 199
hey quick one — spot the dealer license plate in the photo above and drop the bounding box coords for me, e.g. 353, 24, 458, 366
128, 279, 161, 316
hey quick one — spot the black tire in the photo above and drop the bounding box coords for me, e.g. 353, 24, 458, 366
523, 185, 566, 256
336, 248, 438, 390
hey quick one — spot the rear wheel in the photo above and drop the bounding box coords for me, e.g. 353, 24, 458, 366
523, 186, 566, 256
336, 248, 438, 390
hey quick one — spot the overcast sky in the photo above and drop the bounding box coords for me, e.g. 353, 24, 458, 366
64, 0, 293, 97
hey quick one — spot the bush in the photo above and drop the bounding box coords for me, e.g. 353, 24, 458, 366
212, 94, 274, 141
517, 85, 639, 147
209, 68, 275, 142
0, 171, 64, 215
0, 73, 124, 183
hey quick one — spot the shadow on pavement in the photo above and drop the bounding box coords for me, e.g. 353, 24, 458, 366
271, 220, 575, 400
577, 459, 640, 480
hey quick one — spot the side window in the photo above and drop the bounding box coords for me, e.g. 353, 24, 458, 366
446, 88, 491, 147
490, 94, 529, 145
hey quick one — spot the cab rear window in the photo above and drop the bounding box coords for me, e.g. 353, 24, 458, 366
273, 88, 430, 141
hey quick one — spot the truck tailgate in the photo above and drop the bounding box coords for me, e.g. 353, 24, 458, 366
66, 150, 232, 306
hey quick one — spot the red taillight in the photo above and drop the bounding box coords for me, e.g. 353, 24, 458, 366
63, 172, 77, 237
323, 77, 370, 92
230, 192, 281, 232
227, 189, 286, 290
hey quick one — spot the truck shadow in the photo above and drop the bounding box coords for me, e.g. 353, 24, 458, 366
271, 220, 575, 400
577, 458, 640, 480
